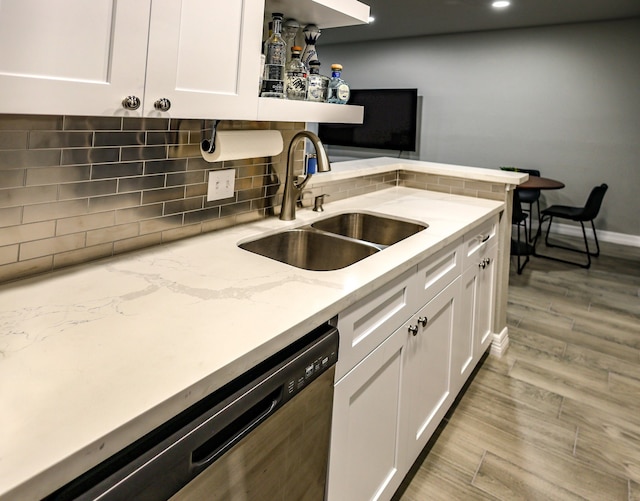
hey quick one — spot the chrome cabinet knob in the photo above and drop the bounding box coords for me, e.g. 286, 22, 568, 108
408, 325, 419, 336
154, 98, 171, 111
122, 96, 141, 110
418, 316, 428, 327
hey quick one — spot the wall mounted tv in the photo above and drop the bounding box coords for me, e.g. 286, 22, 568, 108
318, 88, 418, 152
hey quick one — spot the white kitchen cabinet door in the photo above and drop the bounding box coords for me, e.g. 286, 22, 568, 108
475, 243, 498, 356
145, 0, 264, 119
327, 328, 406, 501
0, 0, 150, 116
401, 278, 459, 463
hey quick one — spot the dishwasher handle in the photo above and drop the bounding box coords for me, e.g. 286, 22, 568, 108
190, 387, 282, 473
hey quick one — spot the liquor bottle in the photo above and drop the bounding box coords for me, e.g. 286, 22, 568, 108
301, 24, 321, 69
327, 64, 350, 104
282, 18, 300, 64
285, 46, 308, 101
261, 13, 286, 99
306, 61, 329, 102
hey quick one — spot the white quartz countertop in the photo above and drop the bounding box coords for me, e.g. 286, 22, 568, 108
304, 156, 527, 187
0, 185, 504, 500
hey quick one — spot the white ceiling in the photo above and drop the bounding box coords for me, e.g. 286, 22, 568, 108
320, 0, 640, 45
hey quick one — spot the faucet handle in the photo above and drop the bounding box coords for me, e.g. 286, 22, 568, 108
313, 193, 329, 212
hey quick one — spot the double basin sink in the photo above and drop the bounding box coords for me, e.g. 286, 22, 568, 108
239, 212, 428, 271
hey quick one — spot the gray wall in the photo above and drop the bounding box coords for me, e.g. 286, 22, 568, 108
321, 18, 640, 237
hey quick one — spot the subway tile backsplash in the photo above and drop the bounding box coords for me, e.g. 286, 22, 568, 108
0, 114, 304, 283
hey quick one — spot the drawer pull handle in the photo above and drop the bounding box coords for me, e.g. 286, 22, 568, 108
122, 95, 141, 110
418, 316, 428, 327
481, 234, 490, 243
154, 97, 171, 111
408, 325, 419, 336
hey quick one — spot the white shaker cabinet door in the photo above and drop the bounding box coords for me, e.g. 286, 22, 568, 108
0, 0, 150, 116
145, 0, 264, 119
327, 328, 406, 501
401, 277, 459, 463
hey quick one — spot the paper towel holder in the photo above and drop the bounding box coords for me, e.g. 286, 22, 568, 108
201, 120, 220, 154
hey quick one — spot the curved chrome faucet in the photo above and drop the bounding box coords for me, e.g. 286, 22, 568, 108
279, 130, 331, 221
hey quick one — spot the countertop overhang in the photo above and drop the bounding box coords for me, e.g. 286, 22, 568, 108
0, 182, 505, 500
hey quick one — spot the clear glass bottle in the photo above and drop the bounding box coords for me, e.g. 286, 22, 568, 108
306, 61, 328, 102
285, 46, 308, 100
327, 63, 350, 104
261, 13, 286, 99
282, 18, 300, 64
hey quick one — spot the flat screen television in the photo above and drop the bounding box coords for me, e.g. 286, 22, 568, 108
318, 88, 418, 152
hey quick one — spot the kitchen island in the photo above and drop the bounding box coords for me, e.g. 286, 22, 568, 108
0, 161, 524, 500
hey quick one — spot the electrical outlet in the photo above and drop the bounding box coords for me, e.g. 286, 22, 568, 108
207, 169, 235, 201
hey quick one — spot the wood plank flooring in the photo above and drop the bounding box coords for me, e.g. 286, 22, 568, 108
394, 237, 640, 501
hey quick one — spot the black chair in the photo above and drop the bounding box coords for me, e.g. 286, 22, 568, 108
500, 166, 541, 241
537, 183, 608, 269
510, 190, 535, 274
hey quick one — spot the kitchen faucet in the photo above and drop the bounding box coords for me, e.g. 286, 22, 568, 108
279, 130, 331, 221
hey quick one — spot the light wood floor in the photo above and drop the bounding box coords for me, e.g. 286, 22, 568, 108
395, 236, 640, 501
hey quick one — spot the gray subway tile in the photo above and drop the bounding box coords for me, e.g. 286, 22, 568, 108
0, 114, 63, 131
237, 187, 265, 203
185, 183, 207, 198
86, 223, 139, 247
89, 192, 142, 213
122, 117, 169, 131
0, 131, 28, 149
142, 186, 184, 205
20, 233, 86, 260
0, 149, 61, 169
184, 206, 220, 224
61, 147, 119, 166
59, 179, 118, 200
164, 197, 202, 215
0, 207, 22, 228
113, 232, 162, 254
0, 256, 53, 283
26, 165, 91, 186
0, 169, 25, 189
0, 221, 55, 246
56, 212, 116, 236
139, 215, 183, 234
146, 130, 188, 146
121, 145, 167, 162
23, 199, 89, 223
91, 162, 143, 180
144, 158, 187, 175
166, 171, 204, 187
221, 201, 251, 218
169, 118, 202, 133
0, 244, 19, 265
0, 185, 57, 208
118, 175, 165, 193
94, 131, 145, 147
53, 243, 114, 269
29, 131, 93, 149
116, 204, 163, 224
168, 143, 200, 158
64, 116, 122, 131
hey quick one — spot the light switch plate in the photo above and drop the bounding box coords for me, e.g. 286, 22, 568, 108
207, 169, 235, 201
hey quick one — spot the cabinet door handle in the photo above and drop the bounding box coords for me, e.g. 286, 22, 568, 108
408, 325, 419, 336
122, 95, 141, 110
154, 98, 171, 111
418, 316, 428, 327
478, 259, 486, 269
481, 234, 490, 243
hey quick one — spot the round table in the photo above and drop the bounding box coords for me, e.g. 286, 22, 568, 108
518, 175, 565, 190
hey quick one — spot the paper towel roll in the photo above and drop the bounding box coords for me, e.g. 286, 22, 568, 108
200, 130, 283, 162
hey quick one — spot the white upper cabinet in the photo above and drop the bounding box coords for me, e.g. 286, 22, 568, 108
0, 0, 368, 121
145, 0, 264, 119
0, 0, 150, 117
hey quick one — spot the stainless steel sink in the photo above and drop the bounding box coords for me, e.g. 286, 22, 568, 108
239, 229, 379, 271
311, 212, 427, 247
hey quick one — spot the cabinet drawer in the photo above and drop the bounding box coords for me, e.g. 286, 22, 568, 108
463, 216, 498, 267
336, 268, 415, 381
413, 239, 462, 307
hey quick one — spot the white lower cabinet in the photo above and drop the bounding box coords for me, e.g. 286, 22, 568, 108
401, 278, 460, 463
328, 217, 499, 501
327, 326, 406, 501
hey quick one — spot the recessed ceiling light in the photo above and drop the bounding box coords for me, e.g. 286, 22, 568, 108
492, 1, 510, 7
368, 15, 375, 23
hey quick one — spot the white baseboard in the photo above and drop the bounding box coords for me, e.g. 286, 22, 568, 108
490, 326, 509, 357
549, 222, 640, 248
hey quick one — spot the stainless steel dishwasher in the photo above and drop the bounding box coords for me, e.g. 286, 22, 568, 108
46, 323, 338, 501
